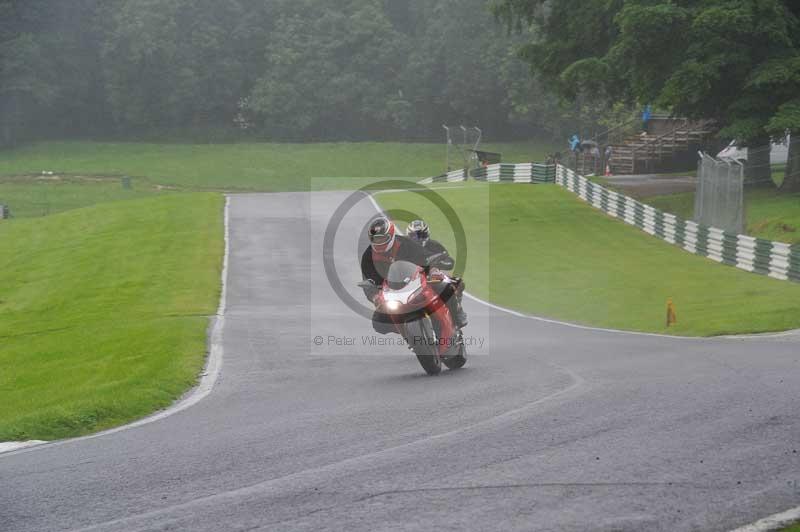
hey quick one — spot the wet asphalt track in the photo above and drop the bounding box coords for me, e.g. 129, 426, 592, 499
1, 191, 799, 532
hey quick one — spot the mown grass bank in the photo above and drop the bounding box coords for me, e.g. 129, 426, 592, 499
0, 194, 223, 440
376, 183, 800, 336
0, 140, 557, 192
647, 187, 800, 245
0, 175, 163, 218
0, 139, 571, 441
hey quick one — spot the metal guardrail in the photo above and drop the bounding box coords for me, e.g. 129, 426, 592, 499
556, 165, 799, 282
419, 163, 800, 283
422, 169, 467, 184
631, 118, 692, 159
471, 163, 556, 183
627, 118, 715, 171
420, 164, 556, 184
593, 115, 641, 146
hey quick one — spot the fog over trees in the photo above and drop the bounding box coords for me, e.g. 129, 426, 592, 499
0, 0, 577, 145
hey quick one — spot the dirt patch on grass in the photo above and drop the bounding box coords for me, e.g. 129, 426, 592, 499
749, 219, 800, 243
0, 173, 187, 191
0, 173, 126, 184
601, 174, 697, 199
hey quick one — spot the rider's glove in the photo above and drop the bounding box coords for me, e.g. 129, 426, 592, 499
428, 268, 446, 283
363, 281, 380, 304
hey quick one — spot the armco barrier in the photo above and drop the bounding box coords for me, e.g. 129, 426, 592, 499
471, 163, 556, 183
416, 162, 799, 283
419, 169, 467, 185
419, 163, 555, 185
555, 164, 800, 283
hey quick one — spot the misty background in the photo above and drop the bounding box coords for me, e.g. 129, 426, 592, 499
0, 0, 592, 146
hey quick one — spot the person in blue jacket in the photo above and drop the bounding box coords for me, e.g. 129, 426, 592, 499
642, 105, 652, 132
569, 134, 581, 153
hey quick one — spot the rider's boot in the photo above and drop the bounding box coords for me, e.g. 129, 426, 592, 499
455, 301, 468, 328
447, 296, 468, 328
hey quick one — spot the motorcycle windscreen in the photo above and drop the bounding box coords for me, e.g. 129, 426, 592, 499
385, 260, 419, 290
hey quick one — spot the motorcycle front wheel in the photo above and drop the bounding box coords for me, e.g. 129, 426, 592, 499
443, 340, 467, 370
404, 318, 442, 375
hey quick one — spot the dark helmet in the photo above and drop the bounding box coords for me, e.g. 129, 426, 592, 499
368, 216, 396, 253
406, 219, 430, 244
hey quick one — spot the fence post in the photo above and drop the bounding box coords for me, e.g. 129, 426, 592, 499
733, 158, 745, 234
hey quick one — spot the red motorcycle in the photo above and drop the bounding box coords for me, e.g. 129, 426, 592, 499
359, 254, 467, 375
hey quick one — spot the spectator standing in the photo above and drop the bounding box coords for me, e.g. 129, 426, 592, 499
568, 134, 581, 171
641, 105, 652, 132
569, 134, 581, 153
604, 145, 613, 176
590, 144, 601, 174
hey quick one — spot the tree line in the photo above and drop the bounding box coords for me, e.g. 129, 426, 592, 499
491, 0, 800, 190
6, 0, 797, 189
0, 0, 582, 146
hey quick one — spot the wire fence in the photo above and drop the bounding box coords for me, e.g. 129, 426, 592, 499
442, 125, 482, 173
718, 141, 797, 185
694, 152, 745, 234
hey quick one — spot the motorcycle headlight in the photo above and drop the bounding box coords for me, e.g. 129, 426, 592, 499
386, 300, 400, 312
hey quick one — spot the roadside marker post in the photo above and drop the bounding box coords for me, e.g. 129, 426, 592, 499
666, 298, 677, 327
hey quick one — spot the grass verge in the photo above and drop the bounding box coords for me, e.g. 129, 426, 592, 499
0, 194, 223, 441
376, 183, 800, 336
0, 175, 164, 218
647, 187, 800, 245
0, 140, 557, 192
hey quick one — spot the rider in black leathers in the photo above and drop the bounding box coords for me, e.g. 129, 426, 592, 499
405, 219, 467, 327
360, 217, 467, 333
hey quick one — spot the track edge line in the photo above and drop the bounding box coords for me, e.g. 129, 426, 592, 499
366, 190, 800, 342
0, 194, 231, 457
729, 506, 800, 532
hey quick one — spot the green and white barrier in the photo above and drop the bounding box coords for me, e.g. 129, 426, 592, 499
419, 169, 467, 184
419, 163, 555, 184
471, 163, 555, 183
417, 161, 799, 282
555, 164, 800, 283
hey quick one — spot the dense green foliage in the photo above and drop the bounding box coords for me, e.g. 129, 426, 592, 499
492, 0, 800, 189
378, 183, 800, 336
0, 0, 574, 145
0, 194, 223, 440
